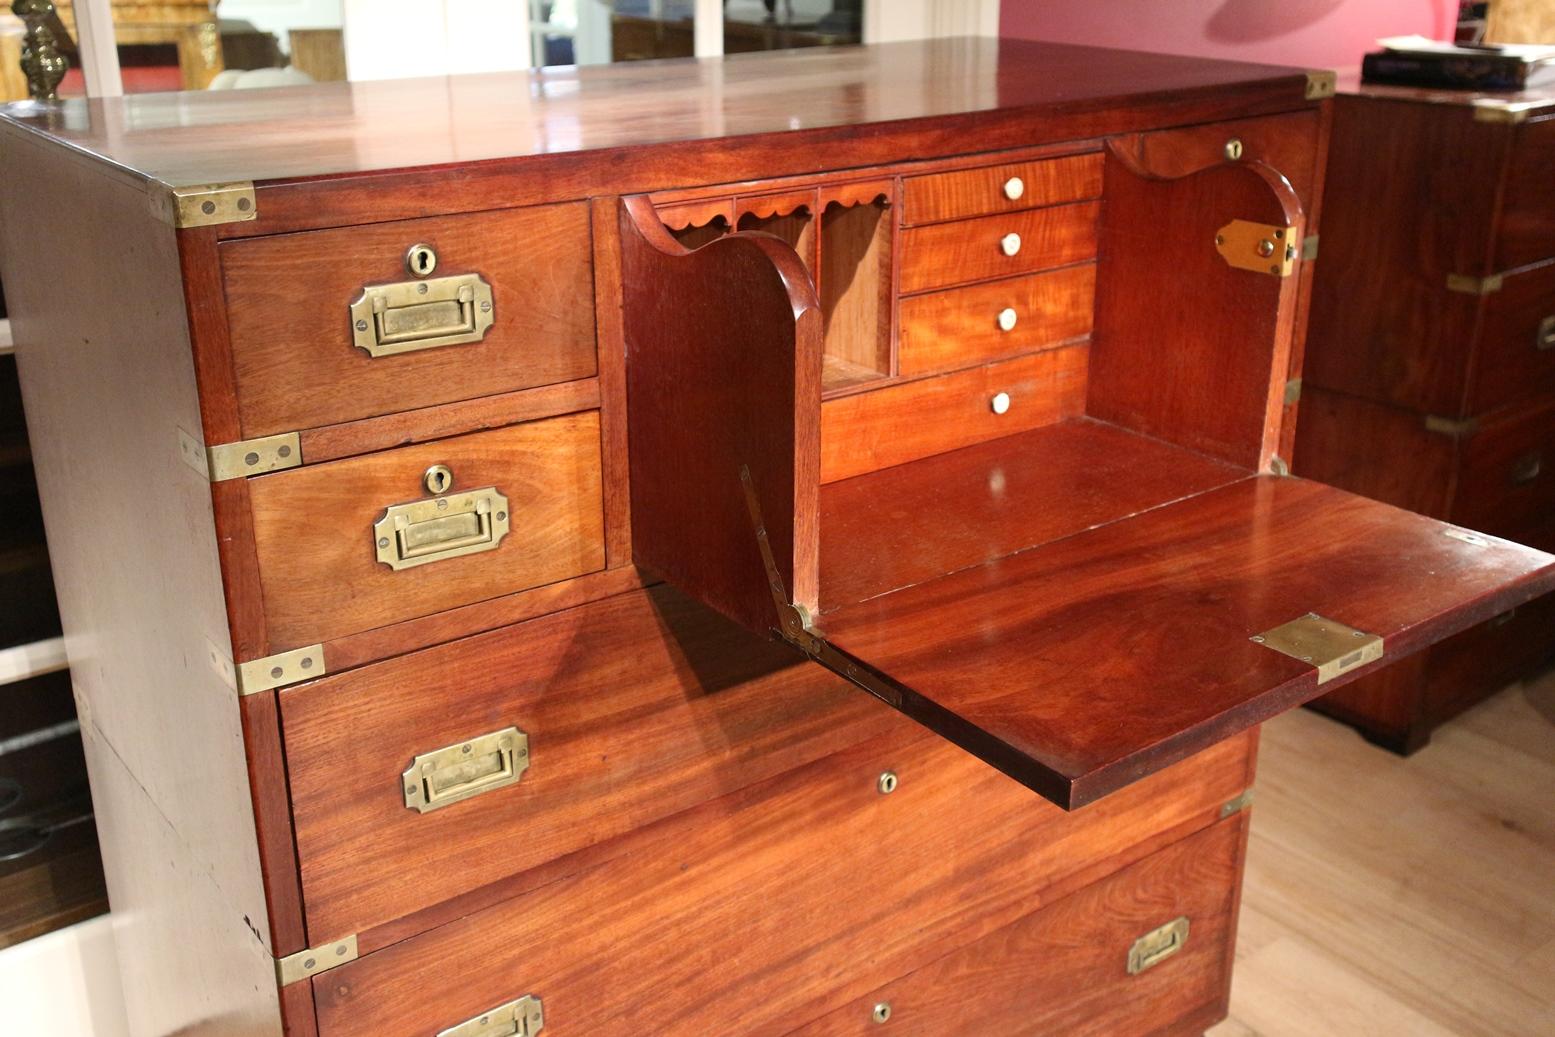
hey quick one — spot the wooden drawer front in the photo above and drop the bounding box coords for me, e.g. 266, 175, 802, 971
821, 345, 1087, 483
1452, 397, 1555, 546
898, 201, 1099, 295
312, 731, 1254, 1037
1468, 260, 1555, 415
1496, 114, 1555, 272
898, 265, 1095, 377
248, 412, 604, 648
220, 203, 597, 438
794, 815, 1245, 1037
279, 586, 897, 940
901, 152, 1102, 226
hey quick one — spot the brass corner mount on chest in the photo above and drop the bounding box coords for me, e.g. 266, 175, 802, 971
169, 182, 258, 229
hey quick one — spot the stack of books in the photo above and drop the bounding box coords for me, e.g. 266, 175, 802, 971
1362, 34, 1555, 90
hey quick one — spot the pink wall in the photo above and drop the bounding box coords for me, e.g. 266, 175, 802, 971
1000, 0, 1456, 73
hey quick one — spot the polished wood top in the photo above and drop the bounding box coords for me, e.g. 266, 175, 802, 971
1338, 69, 1555, 111
0, 38, 1313, 188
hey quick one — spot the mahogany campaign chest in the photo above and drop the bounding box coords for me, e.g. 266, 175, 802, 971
2, 40, 1552, 1037
1296, 81, 1555, 752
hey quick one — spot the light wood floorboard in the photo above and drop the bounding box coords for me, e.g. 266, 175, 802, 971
1209, 671, 1555, 1037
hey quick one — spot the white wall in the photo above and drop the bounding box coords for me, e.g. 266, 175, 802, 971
218, 0, 344, 55
343, 0, 532, 80
0, 917, 128, 1037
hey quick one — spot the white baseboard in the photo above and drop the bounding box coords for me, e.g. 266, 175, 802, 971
0, 914, 129, 1036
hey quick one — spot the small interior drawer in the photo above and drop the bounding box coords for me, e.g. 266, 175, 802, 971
219, 202, 598, 438
245, 411, 605, 649
901, 151, 1102, 226
898, 264, 1096, 377
898, 201, 1099, 295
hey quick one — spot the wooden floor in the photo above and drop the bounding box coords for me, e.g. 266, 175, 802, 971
1209, 672, 1555, 1037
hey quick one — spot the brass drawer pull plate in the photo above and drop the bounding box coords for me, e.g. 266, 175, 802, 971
438, 995, 545, 1037
1537, 315, 1555, 351
1128, 916, 1189, 975
403, 726, 530, 813
350, 263, 495, 358
373, 485, 511, 571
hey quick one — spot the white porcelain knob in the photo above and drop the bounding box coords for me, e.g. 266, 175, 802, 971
990, 391, 1012, 416
1003, 176, 1025, 201
997, 307, 1018, 332
1000, 232, 1022, 257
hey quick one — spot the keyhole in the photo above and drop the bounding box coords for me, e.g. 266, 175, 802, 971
404, 243, 438, 277
423, 464, 454, 495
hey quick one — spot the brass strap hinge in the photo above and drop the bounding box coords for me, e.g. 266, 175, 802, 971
1304, 70, 1337, 100
180, 428, 303, 481
1251, 612, 1383, 685
170, 182, 257, 229
739, 466, 904, 710
1215, 220, 1299, 278
275, 935, 357, 986
236, 644, 327, 695
1220, 788, 1255, 818
1446, 272, 1504, 296
1423, 414, 1480, 440
1302, 235, 1320, 262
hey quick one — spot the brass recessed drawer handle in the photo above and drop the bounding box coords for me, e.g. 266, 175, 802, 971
373, 483, 511, 571
1127, 916, 1189, 975
403, 726, 530, 814
1537, 315, 1555, 351
349, 258, 495, 359
438, 994, 545, 1037
1510, 451, 1543, 486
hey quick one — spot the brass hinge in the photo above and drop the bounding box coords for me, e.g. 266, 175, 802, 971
275, 935, 357, 986
171, 182, 257, 229
1220, 788, 1255, 818
1423, 414, 1480, 440
1268, 455, 1291, 477
739, 466, 903, 709
237, 644, 326, 695
1251, 612, 1384, 685
1302, 234, 1320, 262
439, 996, 546, 1037
1283, 378, 1303, 406
1304, 70, 1337, 101
181, 428, 303, 481
1446, 272, 1504, 296
1215, 220, 1299, 278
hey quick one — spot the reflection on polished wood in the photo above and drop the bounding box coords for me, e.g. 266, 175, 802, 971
0, 38, 1311, 188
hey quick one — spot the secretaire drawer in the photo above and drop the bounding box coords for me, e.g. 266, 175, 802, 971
898, 265, 1096, 377
246, 411, 604, 648
279, 585, 895, 941
900, 151, 1102, 226
219, 202, 597, 438
1467, 259, 1555, 415
898, 201, 1099, 295
1452, 397, 1555, 546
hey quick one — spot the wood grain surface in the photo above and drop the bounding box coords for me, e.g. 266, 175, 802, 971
220, 203, 596, 438
819, 418, 1244, 611
621, 195, 822, 634
897, 264, 1095, 377
900, 151, 1103, 226
310, 727, 1254, 1037
247, 413, 604, 650
898, 201, 1099, 295
820, 345, 1089, 483
794, 813, 1248, 1037
280, 585, 895, 942
821, 474, 1555, 808
1089, 148, 1303, 470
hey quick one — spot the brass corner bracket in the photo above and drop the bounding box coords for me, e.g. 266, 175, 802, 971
276, 935, 358, 986
181, 428, 303, 482
1304, 70, 1337, 101
1251, 612, 1384, 685
1446, 272, 1504, 296
171, 182, 257, 229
